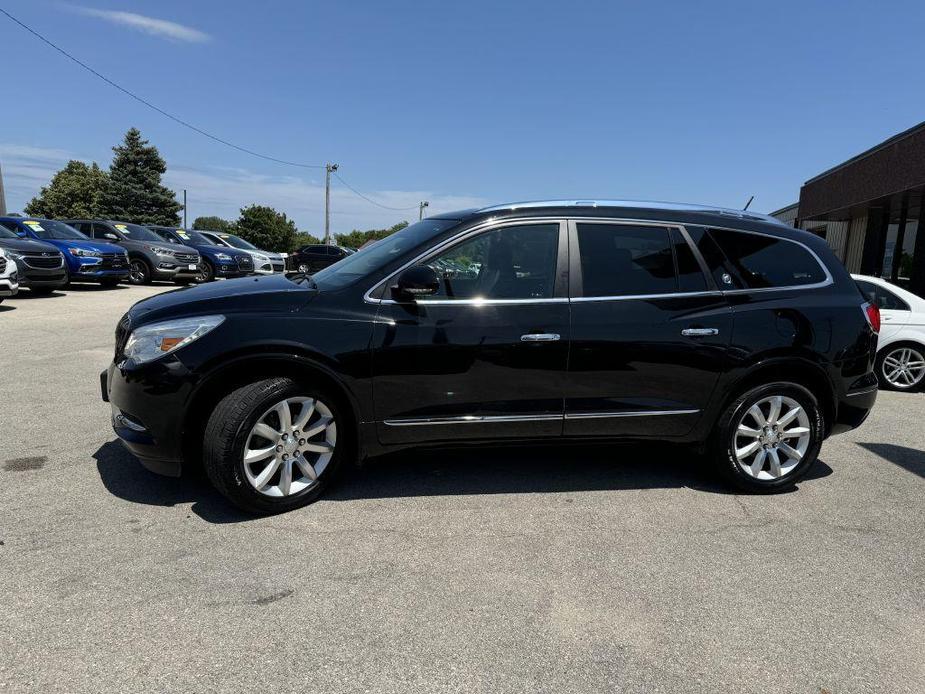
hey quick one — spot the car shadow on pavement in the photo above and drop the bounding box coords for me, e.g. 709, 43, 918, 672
10, 290, 66, 299
94, 439, 835, 523
856, 442, 925, 479
329, 443, 834, 501
93, 440, 255, 524
0, 304, 15, 313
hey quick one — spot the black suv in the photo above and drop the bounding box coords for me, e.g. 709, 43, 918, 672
101, 201, 879, 514
290, 243, 353, 273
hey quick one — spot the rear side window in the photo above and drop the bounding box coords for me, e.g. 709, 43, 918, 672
856, 280, 910, 311
575, 224, 676, 296
708, 228, 827, 289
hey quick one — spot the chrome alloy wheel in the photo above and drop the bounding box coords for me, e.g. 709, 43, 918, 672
129, 260, 147, 284
243, 397, 337, 497
882, 347, 925, 389
733, 395, 810, 481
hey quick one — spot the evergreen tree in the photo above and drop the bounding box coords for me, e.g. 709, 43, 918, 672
24, 161, 108, 219
98, 128, 182, 225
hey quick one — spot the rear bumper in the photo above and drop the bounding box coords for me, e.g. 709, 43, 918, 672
831, 384, 878, 436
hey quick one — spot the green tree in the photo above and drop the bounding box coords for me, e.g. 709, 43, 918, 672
98, 128, 182, 225
235, 204, 297, 252
335, 221, 408, 249
193, 215, 235, 232
24, 161, 108, 219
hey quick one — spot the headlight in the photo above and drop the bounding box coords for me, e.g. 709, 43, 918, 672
69, 248, 102, 257
254, 253, 270, 264
148, 245, 175, 256
5, 250, 24, 261
123, 315, 225, 365
215, 253, 232, 261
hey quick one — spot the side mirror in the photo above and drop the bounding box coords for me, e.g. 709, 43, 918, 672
392, 265, 439, 300
104, 233, 118, 241
15, 230, 26, 238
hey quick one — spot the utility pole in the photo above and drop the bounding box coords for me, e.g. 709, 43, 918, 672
0, 159, 6, 216
183, 189, 187, 229
419, 200, 429, 221
325, 163, 338, 244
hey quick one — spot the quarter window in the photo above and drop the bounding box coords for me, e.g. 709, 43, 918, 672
708, 228, 827, 289
856, 280, 910, 311
575, 224, 676, 297
424, 223, 559, 300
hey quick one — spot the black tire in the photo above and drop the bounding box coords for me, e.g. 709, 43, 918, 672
710, 381, 824, 493
875, 342, 925, 392
203, 377, 351, 514
129, 258, 151, 285
100, 278, 121, 288
197, 261, 215, 283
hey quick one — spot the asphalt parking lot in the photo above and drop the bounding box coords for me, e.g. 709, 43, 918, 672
1, 283, 924, 694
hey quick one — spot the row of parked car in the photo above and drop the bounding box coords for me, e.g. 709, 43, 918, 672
0, 215, 354, 302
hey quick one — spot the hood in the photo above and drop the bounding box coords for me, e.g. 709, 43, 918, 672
50, 239, 125, 254
122, 238, 193, 254
127, 273, 317, 326
0, 237, 61, 254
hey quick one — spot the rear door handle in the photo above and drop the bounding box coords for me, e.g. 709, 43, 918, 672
521, 333, 561, 342
681, 328, 719, 337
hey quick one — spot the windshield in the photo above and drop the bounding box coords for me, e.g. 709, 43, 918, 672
113, 223, 164, 242
214, 233, 258, 251
174, 229, 215, 245
22, 219, 88, 240
311, 218, 460, 289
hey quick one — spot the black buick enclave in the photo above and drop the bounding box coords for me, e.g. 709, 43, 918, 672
101, 201, 879, 514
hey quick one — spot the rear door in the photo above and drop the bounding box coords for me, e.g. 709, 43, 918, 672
372, 220, 570, 444
564, 220, 733, 437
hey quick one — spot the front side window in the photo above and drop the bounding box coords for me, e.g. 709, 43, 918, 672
575, 223, 676, 297
424, 223, 560, 300
708, 228, 827, 289
856, 280, 910, 311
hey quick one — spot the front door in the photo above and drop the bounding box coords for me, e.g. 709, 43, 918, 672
564, 220, 733, 437
372, 220, 570, 444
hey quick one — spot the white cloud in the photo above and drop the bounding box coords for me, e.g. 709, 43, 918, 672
0, 143, 487, 232
70, 6, 211, 43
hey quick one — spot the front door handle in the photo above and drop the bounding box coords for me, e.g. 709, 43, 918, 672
521, 333, 561, 342
681, 328, 719, 337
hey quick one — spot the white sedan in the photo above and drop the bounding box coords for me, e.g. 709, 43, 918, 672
854, 274, 925, 391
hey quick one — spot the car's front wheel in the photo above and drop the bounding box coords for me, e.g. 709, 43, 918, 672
712, 382, 824, 492
203, 377, 347, 514
129, 259, 151, 285
876, 343, 925, 391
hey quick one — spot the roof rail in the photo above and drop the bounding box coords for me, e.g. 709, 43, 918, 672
476, 199, 786, 225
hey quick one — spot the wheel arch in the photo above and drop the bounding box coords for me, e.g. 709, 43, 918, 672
719, 357, 837, 437
181, 350, 365, 470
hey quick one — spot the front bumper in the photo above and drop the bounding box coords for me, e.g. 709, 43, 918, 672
101, 361, 189, 477
0, 273, 19, 297
151, 259, 201, 281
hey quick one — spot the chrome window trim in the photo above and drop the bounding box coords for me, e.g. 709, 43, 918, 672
565, 409, 700, 420
364, 215, 834, 306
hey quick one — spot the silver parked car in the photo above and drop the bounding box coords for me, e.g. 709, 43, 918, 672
197, 231, 286, 275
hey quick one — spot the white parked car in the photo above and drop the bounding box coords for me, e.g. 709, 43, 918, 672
0, 247, 19, 304
853, 274, 925, 390
197, 231, 286, 275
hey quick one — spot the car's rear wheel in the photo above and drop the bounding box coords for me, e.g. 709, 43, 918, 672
203, 377, 348, 514
712, 382, 824, 492
129, 259, 151, 285
876, 343, 925, 391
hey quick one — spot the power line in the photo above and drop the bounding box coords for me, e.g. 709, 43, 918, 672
332, 173, 420, 211
0, 7, 324, 170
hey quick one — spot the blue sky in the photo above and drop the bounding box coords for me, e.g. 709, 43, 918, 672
2, 0, 923, 232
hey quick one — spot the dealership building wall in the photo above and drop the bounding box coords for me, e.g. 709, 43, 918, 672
771, 120, 925, 297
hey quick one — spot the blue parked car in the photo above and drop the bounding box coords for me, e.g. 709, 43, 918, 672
0, 217, 129, 287
147, 226, 254, 282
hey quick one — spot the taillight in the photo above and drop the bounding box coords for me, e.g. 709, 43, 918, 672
863, 302, 880, 334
